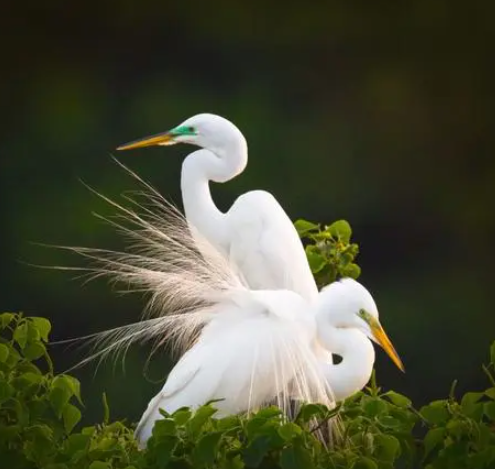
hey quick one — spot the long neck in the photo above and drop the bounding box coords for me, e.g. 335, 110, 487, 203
317, 326, 375, 402
180, 141, 247, 251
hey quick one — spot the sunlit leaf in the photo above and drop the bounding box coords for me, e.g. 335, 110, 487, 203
13, 322, 28, 349
63, 403, 82, 433
0, 312, 15, 329
327, 220, 352, 243
30, 317, 52, 342
294, 219, 318, 235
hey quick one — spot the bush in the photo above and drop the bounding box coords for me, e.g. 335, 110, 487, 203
1, 312, 495, 468
2, 219, 494, 467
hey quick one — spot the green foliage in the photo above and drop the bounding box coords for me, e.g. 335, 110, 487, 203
294, 219, 360, 287
1, 312, 495, 468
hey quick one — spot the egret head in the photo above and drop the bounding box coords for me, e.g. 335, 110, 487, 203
116, 113, 247, 156
317, 278, 404, 372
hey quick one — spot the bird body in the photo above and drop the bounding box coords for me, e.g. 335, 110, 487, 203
135, 289, 320, 443
118, 114, 319, 302
70, 177, 403, 447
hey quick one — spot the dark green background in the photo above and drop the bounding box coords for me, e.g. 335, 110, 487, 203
1, 2, 494, 423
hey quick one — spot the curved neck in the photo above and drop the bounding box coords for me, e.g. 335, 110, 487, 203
180, 142, 247, 251
317, 325, 375, 402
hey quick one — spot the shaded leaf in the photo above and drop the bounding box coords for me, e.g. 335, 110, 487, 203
193, 431, 223, 465
383, 390, 412, 408
484, 401, 495, 420
62, 403, 81, 433
0, 343, 9, 362
420, 400, 449, 425
362, 396, 388, 417
242, 435, 272, 467
424, 427, 445, 458
154, 418, 177, 437
375, 434, 400, 462
88, 462, 111, 469
278, 422, 302, 441
23, 342, 46, 360
0, 381, 15, 404
352, 457, 378, 469
280, 443, 315, 469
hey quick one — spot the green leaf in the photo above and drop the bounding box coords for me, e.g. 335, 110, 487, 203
484, 401, 495, 420
13, 321, 28, 349
490, 341, 495, 366
278, 422, 302, 441
88, 462, 111, 469
485, 387, 495, 400
342, 262, 361, 279
461, 392, 484, 420
294, 219, 318, 235
0, 312, 15, 329
280, 443, 315, 469
361, 396, 388, 417
23, 342, 46, 360
62, 403, 81, 433
295, 403, 329, 423
383, 390, 412, 408
420, 400, 450, 425
375, 434, 400, 462
254, 406, 282, 419
49, 386, 71, 418
0, 343, 9, 362
328, 220, 352, 243
188, 404, 217, 435
193, 431, 223, 465
423, 427, 445, 458
242, 435, 272, 467
172, 408, 192, 426
306, 250, 326, 273
154, 418, 177, 437
352, 457, 378, 469
378, 415, 401, 429
30, 317, 52, 341
0, 381, 15, 404
64, 433, 91, 454
53, 375, 81, 404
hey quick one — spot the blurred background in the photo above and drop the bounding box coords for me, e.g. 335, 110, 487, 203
1, 1, 494, 423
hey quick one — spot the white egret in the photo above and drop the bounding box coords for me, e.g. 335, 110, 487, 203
116, 114, 319, 302
68, 175, 404, 447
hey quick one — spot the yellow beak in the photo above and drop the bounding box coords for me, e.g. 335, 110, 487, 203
369, 318, 405, 372
116, 131, 175, 151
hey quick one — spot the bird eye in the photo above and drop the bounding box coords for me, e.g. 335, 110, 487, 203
186, 126, 196, 133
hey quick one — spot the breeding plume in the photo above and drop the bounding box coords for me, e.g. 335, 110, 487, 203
117, 113, 318, 302
68, 168, 404, 447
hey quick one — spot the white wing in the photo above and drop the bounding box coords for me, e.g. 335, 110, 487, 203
134, 289, 330, 446
226, 190, 318, 303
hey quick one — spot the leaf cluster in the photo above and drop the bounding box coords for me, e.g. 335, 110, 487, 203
294, 219, 360, 287
1, 313, 495, 468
